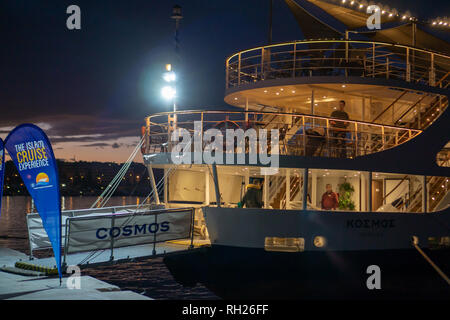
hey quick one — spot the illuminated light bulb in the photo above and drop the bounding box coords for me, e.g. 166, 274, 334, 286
342, 0, 346, 3
292, 90, 296, 93
382, 10, 385, 14
234, 97, 238, 100
280, 88, 284, 91
445, 23, 448, 26
350, 1, 355, 4
163, 71, 176, 82
432, 22, 437, 25
359, 4, 364, 8
342, 84, 346, 88
389, 13, 393, 17
264, 90, 268, 93
161, 86, 176, 100
402, 16, 407, 20
276, 92, 280, 95
439, 21, 443, 25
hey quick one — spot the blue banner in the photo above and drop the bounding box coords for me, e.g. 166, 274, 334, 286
5, 124, 62, 279
0, 139, 4, 216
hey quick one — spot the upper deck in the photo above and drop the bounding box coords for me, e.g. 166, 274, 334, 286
225, 40, 450, 91
143, 110, 421, 161
223, 40, 450, 131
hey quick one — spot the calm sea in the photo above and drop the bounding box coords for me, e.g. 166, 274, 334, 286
0, 196, 218, 300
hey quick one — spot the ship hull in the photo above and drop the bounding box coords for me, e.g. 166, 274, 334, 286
164, 245, 450, 299
164, 207, 450, 299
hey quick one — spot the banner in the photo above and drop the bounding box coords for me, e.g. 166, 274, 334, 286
5, 124, 62, 279
66, 209, 193, 254
0, 139, 4, 216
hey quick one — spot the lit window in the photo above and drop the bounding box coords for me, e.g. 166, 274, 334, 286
428, 237, 450, 249
264, 237, 304, 252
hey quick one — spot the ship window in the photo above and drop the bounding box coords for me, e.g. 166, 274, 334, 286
436, 144, 450, 167
427, 176, 449, 212
264, 237, 305, 252
428, 237, 450, 249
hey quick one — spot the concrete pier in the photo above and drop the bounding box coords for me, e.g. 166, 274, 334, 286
0, 247, 151, 300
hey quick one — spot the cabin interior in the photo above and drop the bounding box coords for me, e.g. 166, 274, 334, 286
161, 165, 449, 214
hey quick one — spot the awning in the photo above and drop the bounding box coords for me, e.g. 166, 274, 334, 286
285, 0, 450, 55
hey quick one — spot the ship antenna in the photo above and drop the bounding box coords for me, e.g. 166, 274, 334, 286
268, 0, 273, 45
171, 5, 183, 70
170, 5, 182, 114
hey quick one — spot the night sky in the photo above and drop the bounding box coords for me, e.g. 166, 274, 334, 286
1, 0, 449, 162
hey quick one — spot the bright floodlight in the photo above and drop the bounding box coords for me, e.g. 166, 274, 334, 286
161, 86, 176, 100
163, 71, 176, 82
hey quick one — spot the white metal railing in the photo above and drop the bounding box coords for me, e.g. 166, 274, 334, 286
143, 110, 422, 159
225, 40, 450, 89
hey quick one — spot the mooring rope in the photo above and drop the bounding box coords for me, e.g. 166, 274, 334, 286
77, 165, 176, 266
90, 136, 144, 208
412, 238, 450, 286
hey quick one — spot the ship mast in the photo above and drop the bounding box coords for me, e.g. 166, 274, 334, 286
268, 0, 273, 45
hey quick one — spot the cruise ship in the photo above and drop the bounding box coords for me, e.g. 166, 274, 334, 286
141, 0, 450, 299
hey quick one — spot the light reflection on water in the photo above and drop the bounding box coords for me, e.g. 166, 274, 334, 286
0, 196, 218, 300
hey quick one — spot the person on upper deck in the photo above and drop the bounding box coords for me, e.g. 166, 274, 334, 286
330, 100, 350, 158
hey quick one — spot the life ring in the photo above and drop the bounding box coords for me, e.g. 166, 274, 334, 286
141, 126, 146, 154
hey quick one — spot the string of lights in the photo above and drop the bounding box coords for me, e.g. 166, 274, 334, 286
327, 0, 450, 28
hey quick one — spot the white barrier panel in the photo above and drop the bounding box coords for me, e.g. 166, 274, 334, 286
66, 208, 193, 254
26, 204, 163, 254
27, 214, 70, 251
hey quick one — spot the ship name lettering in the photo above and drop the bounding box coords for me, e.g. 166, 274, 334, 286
346, 219, 395, 229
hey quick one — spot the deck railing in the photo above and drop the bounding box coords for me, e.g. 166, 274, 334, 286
225, 40, 450, 89
143, 110, 422, 159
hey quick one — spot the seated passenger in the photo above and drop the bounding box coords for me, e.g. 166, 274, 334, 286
321, 184, 339, 210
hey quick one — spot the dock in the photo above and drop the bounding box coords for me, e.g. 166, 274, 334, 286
0, 247, 151, 300
0, 239, 209, 300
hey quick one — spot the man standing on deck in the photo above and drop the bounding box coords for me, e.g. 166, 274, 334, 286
240, 178, 263, 208
321, 184, 339, 210
330, 100, 350, 158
